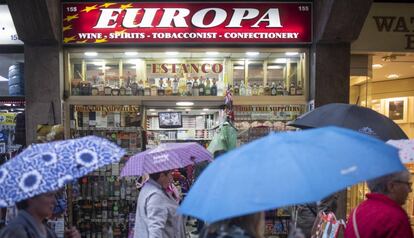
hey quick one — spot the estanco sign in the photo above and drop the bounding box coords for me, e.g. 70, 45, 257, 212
62, 2, 312, 44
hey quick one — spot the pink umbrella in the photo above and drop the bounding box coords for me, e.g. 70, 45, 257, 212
120, 142, 212, 177
387, 139, 414, 163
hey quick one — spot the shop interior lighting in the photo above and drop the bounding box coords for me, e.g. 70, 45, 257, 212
165, 51, 179, 56
202, 108, 209, 111
274, 58, 287, 64
246, 52, 260, 56
125, 51, 138, 56
176, 102, 194, 106
98, 66, 111, 70
185, 108, 192, 111
200, 112, 206, 115
267, 65, 284, 69
128, 59, 142, 64
386, 74, 399, 79
167, 109, 173, 111
150, 112, 157, 116
206, 51, 219, 55
372, 64, 383, 69
285, 52, 299, 56
233, 66, 244, 70
84, 52, 98, 57
148, 109, 156, 111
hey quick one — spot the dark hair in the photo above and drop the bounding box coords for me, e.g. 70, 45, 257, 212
149, 170, 169, 181
16, 199, 29, 210
214, 150, 226, 158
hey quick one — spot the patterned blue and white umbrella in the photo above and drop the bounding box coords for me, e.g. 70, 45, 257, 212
0, 136, 125, 207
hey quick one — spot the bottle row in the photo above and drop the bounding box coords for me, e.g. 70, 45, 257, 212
76, 220, 132, 238
233, 81, 303, 96
70, 77, 303, 97
71, 77, 220, 96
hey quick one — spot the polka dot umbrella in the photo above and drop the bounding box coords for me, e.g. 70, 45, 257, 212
0, 136, 125, 207
387, 139, 414, 164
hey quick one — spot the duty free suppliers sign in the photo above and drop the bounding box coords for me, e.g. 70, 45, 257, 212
62, 2, 312, 44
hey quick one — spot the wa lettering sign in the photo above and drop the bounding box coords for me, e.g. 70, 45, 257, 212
352, 3, 414, 52
62, 2, 312, 44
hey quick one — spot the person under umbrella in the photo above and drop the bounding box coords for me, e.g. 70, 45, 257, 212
0, 136, 125, 238
133, 169, 186, 238
0, 192, 80, 238
344, 170, 413, 238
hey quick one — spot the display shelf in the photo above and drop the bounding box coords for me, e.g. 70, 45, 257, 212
159, 138, 212, 141
66, 96, 224, 105
74, 127, 140, 132
146, 128, 214, 131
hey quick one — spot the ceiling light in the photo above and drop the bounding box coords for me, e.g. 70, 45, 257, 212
185, 108, 191, 111
268, 65, 283, 69
84, 52, 98, 57
167, 109, 173, 111
274, 58, 287, 64
176, 102, 194, 106
246, 52, 260, 56
149, 109, 156, 111
200, 112, 206, 115
165, 51, 179, 56
206, 51, 219, 55
372, 64, 383, 69
387, 74, 399, 79
202, 108, 209, 111
98, 66, 111, 70
125, 51, 138, 56
285, 52, 299, 56
234, 66, 244, 70
150, 112, 157, 116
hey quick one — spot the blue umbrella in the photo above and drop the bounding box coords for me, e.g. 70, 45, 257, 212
0, 136, 125, 207
179, 127, 405, 223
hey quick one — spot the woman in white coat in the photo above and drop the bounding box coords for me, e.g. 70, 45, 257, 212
134, 170, 186, 238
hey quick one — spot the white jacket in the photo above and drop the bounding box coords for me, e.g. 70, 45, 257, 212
134, 179, 186, 238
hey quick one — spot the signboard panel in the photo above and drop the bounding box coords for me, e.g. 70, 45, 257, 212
62, 2, 312, 44
0, 5, 23, 45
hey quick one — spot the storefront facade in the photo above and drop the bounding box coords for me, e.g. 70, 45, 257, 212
348, 1, 414, 227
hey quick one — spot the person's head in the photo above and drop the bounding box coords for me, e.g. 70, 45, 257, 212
367, 170, 412, 206
207, 212, 265, 238
149, 170, 172, 189
16, 192, 57, 219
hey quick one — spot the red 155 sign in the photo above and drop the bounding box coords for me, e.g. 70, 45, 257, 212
62, 2, 312, 44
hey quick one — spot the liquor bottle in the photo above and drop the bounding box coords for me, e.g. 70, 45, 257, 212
186, 79, 193, 96
233, 83, 239, 96
205, 78, 211, 96
114, 179, 120, 197
157, 79, 165, 96
150, 83, 157, 96
289, 82, 296, 95
252, 83, 258, 96
165, 79, 173, 96
144, 82, 151, 96
172, 77, 179, 96
276, 82, 284, 96
119, 83, 126, 96
296, 81, 303, 95
258, 84, 264, 96
113, 202, 119, 217
120, 181, 126, 200
125, 85, 132, 96
264, 83, 271, 96
271, 82, 277, 96
211, 79, 218, 96
104, 86, 112, 96
137, 80, 144, 96
126, 71, 132, 88
192, 78, 199, 96
246, 83, 252, 96
239, 81, 246, 96
131, 82, 138, 96
198, 77, 205, 96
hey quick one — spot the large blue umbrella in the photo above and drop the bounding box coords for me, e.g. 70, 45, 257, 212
0, 136, 125, 207
179, 127, 405, 223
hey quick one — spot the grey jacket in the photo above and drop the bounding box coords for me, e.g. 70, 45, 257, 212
0, 210, 57, 238
134, 179, 186, 238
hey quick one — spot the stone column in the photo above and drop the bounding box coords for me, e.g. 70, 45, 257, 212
6, 0, 62, 145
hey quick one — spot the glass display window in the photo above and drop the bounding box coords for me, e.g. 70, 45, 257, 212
65, 50, 307, 98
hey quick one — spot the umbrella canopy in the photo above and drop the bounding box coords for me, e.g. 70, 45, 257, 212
120, 142, 212, 177
387, 139, 414, 163
0, 136, 125, 207
179, 127, 404, 223
288, 103, 408, 141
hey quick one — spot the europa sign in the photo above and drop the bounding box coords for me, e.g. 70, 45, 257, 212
62, 2, 312, 44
